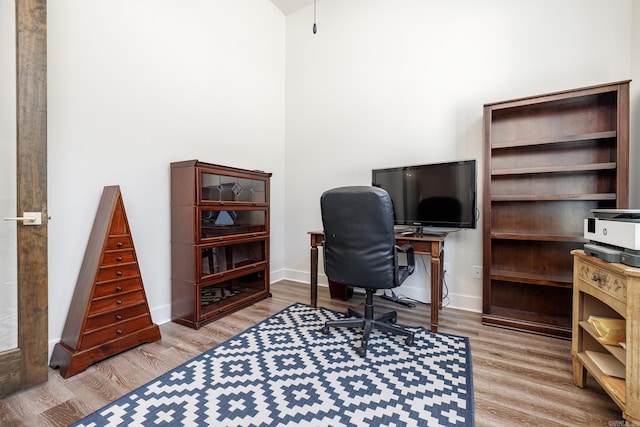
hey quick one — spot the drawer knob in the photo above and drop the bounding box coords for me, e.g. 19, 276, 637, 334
115, 286, 122, 291
116, 314, 122, 320
116, 256, 123, 261
116, 271, 122, 276
117, 242, 123, 247
116, 300, 122, 305
116, 329, 123, 335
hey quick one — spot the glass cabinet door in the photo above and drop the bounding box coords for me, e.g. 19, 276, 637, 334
198, 240, 266, 280
199, 269, 266, 318
199, 208, 266, 239
199, 171, 266, 203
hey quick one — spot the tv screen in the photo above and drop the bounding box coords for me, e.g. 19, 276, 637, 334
372, 160, 477, 230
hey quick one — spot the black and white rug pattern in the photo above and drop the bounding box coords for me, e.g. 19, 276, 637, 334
73, 303, 473, 427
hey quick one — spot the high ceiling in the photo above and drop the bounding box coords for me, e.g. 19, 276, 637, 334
270, 0, 315, 15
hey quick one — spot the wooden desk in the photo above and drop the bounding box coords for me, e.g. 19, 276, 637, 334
309, 230, 446, 333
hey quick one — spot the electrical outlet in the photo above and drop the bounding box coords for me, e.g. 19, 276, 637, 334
444, 262, 451, 276
472, 265, 482, 279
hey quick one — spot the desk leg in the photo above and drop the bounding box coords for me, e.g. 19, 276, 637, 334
430, 242, 441, 333
310, 246, 318, 308
438, 248, 444, 310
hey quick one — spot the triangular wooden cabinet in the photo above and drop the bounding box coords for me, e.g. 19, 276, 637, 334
50, 186, 161, 378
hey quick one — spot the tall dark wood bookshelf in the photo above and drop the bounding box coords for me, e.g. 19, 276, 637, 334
482, 81, 630, 338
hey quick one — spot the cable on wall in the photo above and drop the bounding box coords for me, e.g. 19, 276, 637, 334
312, 0, 317, 34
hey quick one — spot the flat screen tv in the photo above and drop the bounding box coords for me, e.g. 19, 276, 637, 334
372, 160, 477, 230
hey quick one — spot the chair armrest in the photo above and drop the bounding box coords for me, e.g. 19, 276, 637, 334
395, 244, 415, 275
396, 243, 412, 252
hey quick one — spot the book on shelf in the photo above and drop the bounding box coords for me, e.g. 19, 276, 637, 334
585, 350, 625, 379
587, 315, 625, 346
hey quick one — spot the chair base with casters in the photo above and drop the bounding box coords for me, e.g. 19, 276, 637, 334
321, 288, 414, 357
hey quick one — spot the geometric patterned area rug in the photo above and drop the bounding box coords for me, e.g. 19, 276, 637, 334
72, 303, 473, 427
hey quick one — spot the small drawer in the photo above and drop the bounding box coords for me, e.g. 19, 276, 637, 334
84, 303, 149, 332
102, 250, 136, 266
93, 277, 143, 298
576, 258, 626, 304
89, 290, 145, 314
105, 235, 133, 250
79, 314, 152, 350
96, 263, 139, 282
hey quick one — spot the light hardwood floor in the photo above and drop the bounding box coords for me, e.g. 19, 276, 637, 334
0, 280, 623, 426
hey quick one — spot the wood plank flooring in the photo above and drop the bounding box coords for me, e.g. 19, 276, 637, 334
0, 280, 623, 426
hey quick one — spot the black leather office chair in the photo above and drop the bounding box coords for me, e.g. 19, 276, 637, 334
320, 186, 416, 357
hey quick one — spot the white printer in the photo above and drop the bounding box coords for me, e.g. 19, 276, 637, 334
583, 209, 640, 267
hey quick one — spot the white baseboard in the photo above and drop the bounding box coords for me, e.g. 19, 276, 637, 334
151, 303, 172, 325
47, 269, 480, 360
281, 268, 481, 313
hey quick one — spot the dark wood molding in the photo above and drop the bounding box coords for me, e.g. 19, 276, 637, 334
16, 0, 47, 388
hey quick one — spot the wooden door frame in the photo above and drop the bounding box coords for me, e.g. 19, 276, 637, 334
0, 0, 48, 398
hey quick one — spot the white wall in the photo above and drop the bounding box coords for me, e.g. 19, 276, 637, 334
283, 0, 635, 311
0, 0, 18, 351
47, 0, 286, 355
43, 0, 639, 357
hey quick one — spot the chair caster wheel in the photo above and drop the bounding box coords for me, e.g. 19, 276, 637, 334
405, 336, 414, 346
390, 317, 397, 323
321, 326, 329, 334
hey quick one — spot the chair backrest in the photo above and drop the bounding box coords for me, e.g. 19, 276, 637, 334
320, 186, 397, 289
